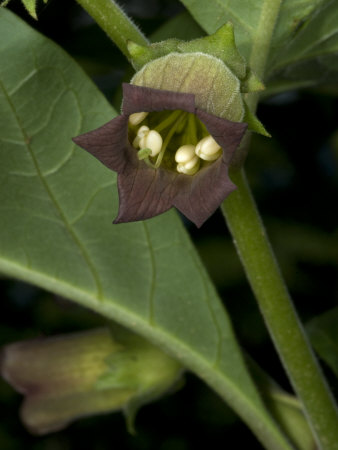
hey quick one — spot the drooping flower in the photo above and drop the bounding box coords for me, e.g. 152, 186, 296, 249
73, 24, 267, 227
0, 327, 182, 435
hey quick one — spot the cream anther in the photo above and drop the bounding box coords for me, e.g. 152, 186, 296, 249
139, 129, 163, 157
128, 112, 149, 126
133, 126, 150, 149
177, 155, 200, 175
175, 145, 196, 163
195, 136, 222, 161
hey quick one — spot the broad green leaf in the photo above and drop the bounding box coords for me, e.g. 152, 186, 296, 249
0, 9, 291, 450
266, 0, 338, 90
179, 0, 328, 60
307, 308, 338, 378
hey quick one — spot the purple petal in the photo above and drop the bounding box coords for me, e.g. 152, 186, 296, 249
122, 83, 195, 115
72, 115, 129, 173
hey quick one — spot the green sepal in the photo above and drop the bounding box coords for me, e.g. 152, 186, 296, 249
22, 0, 37, 19
241, 68, 265, 93
94, 326, 182, 433
177, 22, 247, 80
244, 101, 271, 137
128, 23, 247, 81
1, 0, 44, 17
123, 374, 185, 434
127, 39, 180, 71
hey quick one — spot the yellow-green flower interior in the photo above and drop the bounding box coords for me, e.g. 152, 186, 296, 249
128, 110, 222, 175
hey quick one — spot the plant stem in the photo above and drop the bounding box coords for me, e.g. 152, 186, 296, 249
75, 0, 148, 60
221, 170, 338, 449
246, 0, 283, 111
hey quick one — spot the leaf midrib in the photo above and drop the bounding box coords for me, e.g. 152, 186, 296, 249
0, 252, 292, 450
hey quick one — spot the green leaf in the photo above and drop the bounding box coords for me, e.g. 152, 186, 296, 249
307, 308, 338, 378
179, 0, 328, 61
150, 11, 205, 42
0, 9, 292, 449
267, 0, 338, 91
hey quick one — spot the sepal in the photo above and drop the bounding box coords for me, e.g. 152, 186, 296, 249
177, 22, 247, 80
127, 39, 180, 71
241, 69, 265, 93
243, 101, 271, 137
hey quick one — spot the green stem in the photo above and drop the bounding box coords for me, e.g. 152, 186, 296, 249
75, 0, 148, 59
221, 170, 338, 450
247, 0, 283, 111
224, 0, 338, 446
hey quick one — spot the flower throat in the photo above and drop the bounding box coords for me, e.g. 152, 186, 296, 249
128, 110, 222, 175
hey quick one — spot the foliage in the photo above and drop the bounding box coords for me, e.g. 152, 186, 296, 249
0, 0, 338, 449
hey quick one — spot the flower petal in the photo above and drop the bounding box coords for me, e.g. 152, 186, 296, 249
196, 108, 248, 165
122, 83, 195, 115
72, 115, 129, 173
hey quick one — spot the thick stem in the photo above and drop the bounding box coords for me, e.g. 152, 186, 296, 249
221, 170, 338, 450
75, 0, 148, 59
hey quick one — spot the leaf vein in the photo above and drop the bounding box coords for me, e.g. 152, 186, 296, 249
0, 77, 104, 300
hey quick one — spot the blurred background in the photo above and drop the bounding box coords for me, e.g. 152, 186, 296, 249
1, 0, 338, 448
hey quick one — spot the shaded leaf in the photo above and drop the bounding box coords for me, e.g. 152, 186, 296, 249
267, 0, 338, 91
307, 307, 338, 378
0, 9, 291, 449
179, 0, 328, 60
151, 11, 204, 42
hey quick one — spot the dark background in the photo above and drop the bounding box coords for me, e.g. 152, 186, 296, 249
1, 0, 338, 448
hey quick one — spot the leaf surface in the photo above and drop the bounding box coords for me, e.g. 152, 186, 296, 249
307, 308, 338, 378
178, 0, 328, 60
0, 9, 292, 449
179, 0, 338, 94
266, 0, 338, 90
151, 11, 204, 42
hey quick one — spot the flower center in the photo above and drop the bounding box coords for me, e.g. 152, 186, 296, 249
128, 110, 222, 175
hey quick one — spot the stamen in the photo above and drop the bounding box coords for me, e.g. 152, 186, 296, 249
154, 112, 188, 169
177, 155, 200, 175
175, 145, 196, 164
154, 110, 185, 133
139, 129, 163, 157
195, 136, 222, 161
133, 125, 150, 149
137, 125, 150, 137
186, 114, 198, 145
129, 112, 148, 126
130, 110, 221, 176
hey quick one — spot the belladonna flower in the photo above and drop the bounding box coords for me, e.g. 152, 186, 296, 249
73, 28, 267, 227
0, 327, 182, 434
74, 83, 247, 227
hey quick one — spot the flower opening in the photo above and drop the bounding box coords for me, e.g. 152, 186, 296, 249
73, 83, 247, 227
